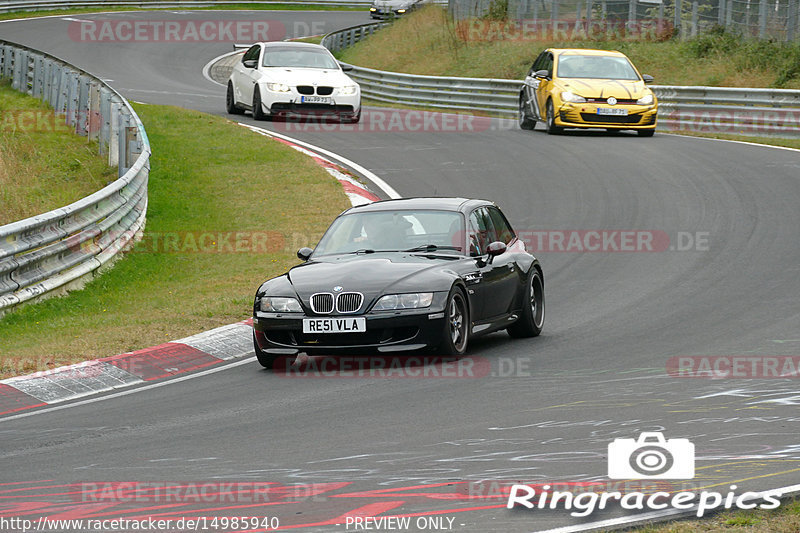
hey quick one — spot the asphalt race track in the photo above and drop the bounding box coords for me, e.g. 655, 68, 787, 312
2, 10, 800, 533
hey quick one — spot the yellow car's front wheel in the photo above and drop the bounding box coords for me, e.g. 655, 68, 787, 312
545, 99, 563, 135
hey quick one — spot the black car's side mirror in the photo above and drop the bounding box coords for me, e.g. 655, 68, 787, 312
242, 59, 257, 69
534, 69, 551, 80
485, 241, 507, 264
642, 74, 654, 84
297, 247, 313, 261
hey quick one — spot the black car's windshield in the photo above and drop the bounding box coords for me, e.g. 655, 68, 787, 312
313, 210, 465, 256
262, 48, 340, 69
556, 55, 639, 80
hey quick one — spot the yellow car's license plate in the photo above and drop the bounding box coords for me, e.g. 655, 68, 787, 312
597, 108, 628, 116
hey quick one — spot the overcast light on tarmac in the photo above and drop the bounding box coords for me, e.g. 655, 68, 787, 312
1, 9, 800, 532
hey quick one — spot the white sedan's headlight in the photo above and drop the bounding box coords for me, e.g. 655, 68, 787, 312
339, 85, 358, 96
259, 297, 303, 313
561, 91, 586, 103
373, 293, 434, 311
266, 83, 291, 93
637, 93, 654, 106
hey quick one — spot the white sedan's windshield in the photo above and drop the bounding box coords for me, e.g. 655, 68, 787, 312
313, 210, 465, 256
557, 55, 639, 80
262, 49, 340, 69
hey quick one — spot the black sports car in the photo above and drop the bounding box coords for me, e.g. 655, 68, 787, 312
252, 198, 544, 368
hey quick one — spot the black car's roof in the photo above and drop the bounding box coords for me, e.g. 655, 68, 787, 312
342, 197, 493, 215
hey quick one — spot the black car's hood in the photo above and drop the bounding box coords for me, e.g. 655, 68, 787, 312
287, 252, 460, 302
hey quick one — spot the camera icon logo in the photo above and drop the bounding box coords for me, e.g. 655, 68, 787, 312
608, 432, 695, 479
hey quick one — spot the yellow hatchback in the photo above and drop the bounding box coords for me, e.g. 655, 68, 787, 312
519, 49, 658, 137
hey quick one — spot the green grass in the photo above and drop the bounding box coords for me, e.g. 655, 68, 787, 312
0, 81, 117, 225
337, 6, 800, 89
633, 496, 800, 532
0, 103, 350, 377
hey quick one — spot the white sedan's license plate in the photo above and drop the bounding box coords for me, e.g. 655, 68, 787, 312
597, 107, 628, 116
303, 317, 366, 333
300, 96, 331, 104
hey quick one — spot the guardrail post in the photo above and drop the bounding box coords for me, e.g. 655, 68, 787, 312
725, 0, 733, 29
88, 82, 100, 142
109, 100, 120, 168
76, 75, 89, 136
65, 71, 78, 130
788, 0, 798, 40
628, 0, 636, 25
11, 48, 22, 90
31, 54, 42, 98
99, 87, 111, 155
674, 0, 683, 37
691, 0, 698, 36
718, 0, 725, 26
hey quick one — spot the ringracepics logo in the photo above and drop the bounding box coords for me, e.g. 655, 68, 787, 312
69, 19, 285, 42
506, 432, 784, 517
608, 432, 694, 479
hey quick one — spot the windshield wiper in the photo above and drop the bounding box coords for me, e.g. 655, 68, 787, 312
348, 249, 376, 254
404, 244, 462, 252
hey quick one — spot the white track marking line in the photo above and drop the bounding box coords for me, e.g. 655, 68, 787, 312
0, 357, 255, 423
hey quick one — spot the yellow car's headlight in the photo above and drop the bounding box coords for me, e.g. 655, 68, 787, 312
561, 91, 586, 104
637, 93, 654, 106
266, 83, 290, 93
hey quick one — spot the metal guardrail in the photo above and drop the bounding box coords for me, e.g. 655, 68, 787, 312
322, 22, 800, 137
0, 41, 150, 315
0, 0, 377, 12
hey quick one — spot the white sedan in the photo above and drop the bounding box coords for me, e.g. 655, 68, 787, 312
227, 42, 361, 123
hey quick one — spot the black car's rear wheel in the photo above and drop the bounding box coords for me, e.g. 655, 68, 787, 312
508, 268, 545, 338
439, 287, 469, 355
519, 94, 536, 130
226, 82, 244, 115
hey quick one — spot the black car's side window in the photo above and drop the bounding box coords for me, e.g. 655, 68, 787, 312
468, 207, 499, 256
487, 206, 515, 245
243, 45, 260, 63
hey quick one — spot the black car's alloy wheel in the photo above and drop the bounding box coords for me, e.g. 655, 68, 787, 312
546, 99, 563, 135
226, 82, 244, 115
508, 269, 545, 338
440, 287, 469, 355
252, 88, 267, 120
519, 95, 536, 130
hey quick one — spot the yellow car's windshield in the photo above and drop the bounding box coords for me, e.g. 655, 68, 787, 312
557, 55, 640, 80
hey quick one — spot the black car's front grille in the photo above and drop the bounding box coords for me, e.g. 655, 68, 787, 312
297, 85, 314, 95
266, 327, 419, 347
580, 113, 642, 124
336, 292, 363, 313
310, 293, 334, 314
317, 86, 333, 96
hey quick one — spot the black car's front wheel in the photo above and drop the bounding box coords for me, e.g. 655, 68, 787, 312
439, 287, 469, 355
253, 331, 292, 369
508, 268, 545, 338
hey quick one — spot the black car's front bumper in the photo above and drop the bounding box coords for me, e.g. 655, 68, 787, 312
253, 309, 447, 356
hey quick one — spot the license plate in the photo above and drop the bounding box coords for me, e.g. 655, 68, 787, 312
303, 317, 366, 333
300, 96, 331, 104
597, 107, 628, 116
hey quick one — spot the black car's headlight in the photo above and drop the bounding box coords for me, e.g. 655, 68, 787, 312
373, 292, 433, 311
259, 297, 303, 313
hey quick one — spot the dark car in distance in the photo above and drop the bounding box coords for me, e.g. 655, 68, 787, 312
252, 198, 544, 369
